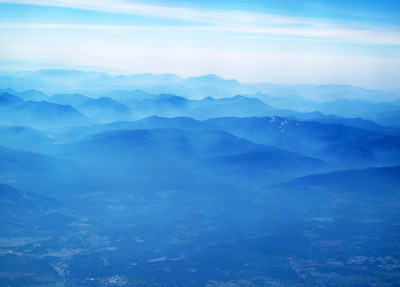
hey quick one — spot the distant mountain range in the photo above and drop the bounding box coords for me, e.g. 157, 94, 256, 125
2, 89, 399, 170
0, 97, 95, 130
0, 69, 398, 103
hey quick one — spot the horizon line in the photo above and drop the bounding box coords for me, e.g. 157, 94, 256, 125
0, 67, 399, 94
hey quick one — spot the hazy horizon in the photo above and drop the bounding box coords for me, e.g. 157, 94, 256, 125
1, 68, 400, 95
0, 0, 399, 90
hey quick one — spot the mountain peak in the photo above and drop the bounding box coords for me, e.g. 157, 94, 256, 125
200, 74, 223, 81
19, 89, 48, 101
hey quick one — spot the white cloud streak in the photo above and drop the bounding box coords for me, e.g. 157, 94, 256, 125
1, 23, 399, 46
0, 0, 399, 45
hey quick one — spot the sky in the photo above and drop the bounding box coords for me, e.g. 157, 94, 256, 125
0, 0, 399, 90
